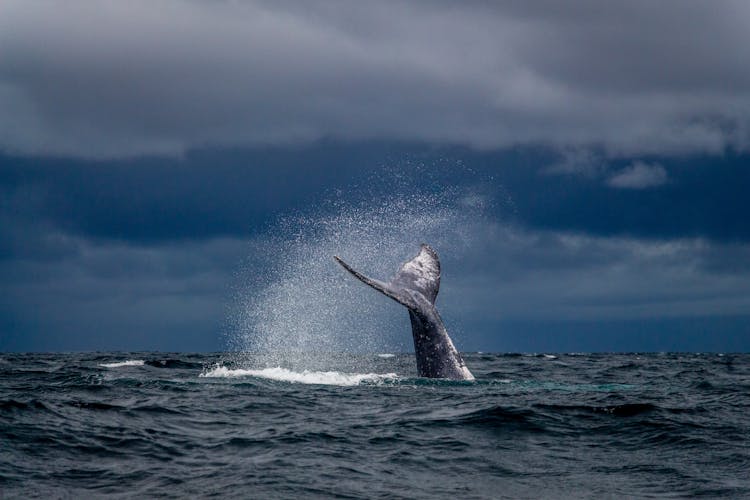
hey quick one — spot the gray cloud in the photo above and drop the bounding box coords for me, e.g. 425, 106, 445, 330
607, 162, 668, 189
3, 218, 750, 352
445, 226, 750, 326
1, 1, 749, 158
1, 145, 748, 352
0, 233, 252, 351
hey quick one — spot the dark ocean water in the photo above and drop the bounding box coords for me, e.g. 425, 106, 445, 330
1, 352, 749, 499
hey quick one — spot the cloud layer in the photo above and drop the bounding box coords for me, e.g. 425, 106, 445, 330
4, 210, 750, 352
3, 149, 749, 352
1, 1, 749, 157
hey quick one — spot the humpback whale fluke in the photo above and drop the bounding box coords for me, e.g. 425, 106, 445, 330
334, 244, 474, 381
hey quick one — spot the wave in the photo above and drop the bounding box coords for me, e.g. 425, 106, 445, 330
535, 402, 659, 417
1, 399, 50, 411
144, 359, 203, 369
200, 366, 398, 386
99, 360, 145, 368
377, 354, 396, 358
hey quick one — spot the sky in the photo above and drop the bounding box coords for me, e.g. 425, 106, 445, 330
1, 1, 749, 352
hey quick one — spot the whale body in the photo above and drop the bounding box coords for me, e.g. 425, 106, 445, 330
334, 244, 474, 381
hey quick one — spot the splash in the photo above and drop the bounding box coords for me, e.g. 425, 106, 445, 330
228, 167, 497, 372
99, 360, 145, 368
200, 366, 398, 386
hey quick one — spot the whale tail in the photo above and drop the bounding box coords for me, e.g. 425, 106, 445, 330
335, 244, 474, 380
333, 244, 441, 309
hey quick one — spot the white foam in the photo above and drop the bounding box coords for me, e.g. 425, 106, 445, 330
99, 360, 145, 368
544, 354, 558, 359
377, 353, 396, 358
200, 366, 398, 386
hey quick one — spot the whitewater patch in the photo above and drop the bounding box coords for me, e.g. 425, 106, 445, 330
377, 354, 396, 358
200, 366, 398, 386
99, 360, 145, 368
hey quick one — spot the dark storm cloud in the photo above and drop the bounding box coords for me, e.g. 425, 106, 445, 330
445, 227, 750, 324
0, 144, 403, 245
1, 1, 749, 157
500, 152, 750, 242
2, 142, 749, 351
2, 144, 750, 246
3, 205, 750, 352
438, 224, 750, 352
0, 233, 252, 351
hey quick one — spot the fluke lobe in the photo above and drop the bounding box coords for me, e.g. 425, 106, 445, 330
334, 244, 474, 380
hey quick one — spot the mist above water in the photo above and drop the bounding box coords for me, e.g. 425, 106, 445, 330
228, 167, 498, 371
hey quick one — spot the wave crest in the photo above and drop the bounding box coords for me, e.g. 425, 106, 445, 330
99, 360, 145, 368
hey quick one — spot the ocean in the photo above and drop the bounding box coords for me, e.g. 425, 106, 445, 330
1, 352, 748, 498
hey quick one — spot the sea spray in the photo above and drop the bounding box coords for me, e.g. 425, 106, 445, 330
227, 166, 498, 373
